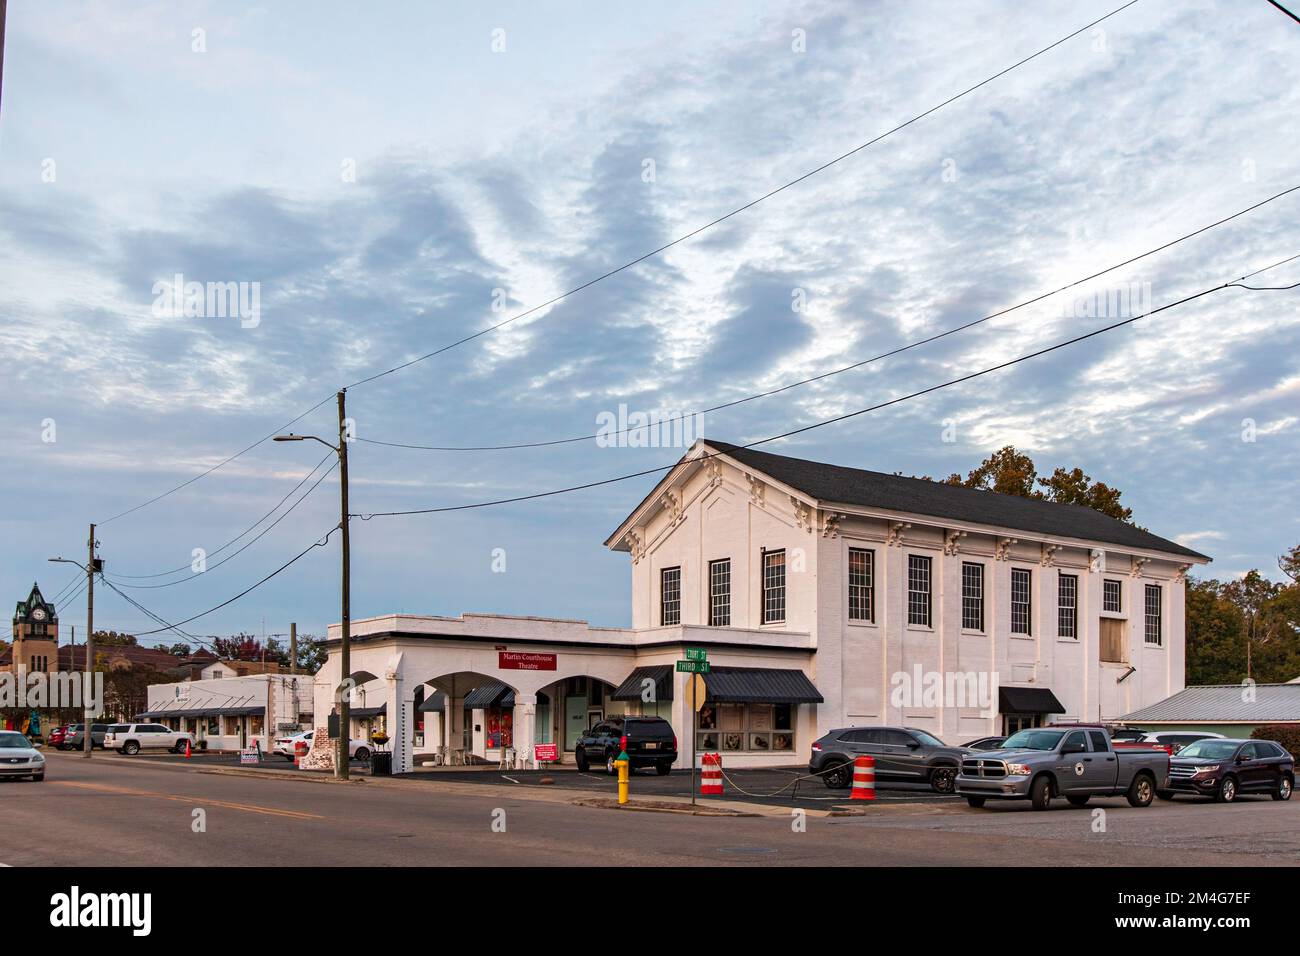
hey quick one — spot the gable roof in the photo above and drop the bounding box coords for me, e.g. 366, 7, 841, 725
1121, 684, 1300, 723
609, 440, 1209, 561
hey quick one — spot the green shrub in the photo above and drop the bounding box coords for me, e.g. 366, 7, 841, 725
1250, 724, 1300, 762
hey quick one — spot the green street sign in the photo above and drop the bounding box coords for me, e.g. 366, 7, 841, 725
684, 647, 708, 662
676, 660, 710, 673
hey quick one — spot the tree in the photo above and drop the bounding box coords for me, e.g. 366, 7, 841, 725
935, 446, 1136, 523
1186, 558, 1300, 685
155, 642, 192, 657
951, 446, 1038, 497
1279, 544, 1300, 584
1185, 579, 1247, 685
213, 634, 266, 661
92, 630, 137, 647
293, 635, 327, 674
1036, 467, 1133, 522
1222, 570, 1285, 680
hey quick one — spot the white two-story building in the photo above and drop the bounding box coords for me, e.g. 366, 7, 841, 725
314, 440, 1208, 773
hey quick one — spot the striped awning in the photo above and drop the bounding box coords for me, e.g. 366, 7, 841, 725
703, 667, 823, 704
463, 682, 514, 710
611, 665, 674, 702
417, 692, 448, 713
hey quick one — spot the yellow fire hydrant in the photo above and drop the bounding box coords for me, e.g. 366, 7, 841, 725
616, 752, 630, 805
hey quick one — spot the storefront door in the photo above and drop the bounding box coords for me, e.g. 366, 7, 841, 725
564, 696, 587, 751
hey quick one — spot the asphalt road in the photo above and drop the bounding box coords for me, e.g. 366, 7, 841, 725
6, 750, 1296, 866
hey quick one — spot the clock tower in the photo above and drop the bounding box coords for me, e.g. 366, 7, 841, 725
8, 583, 59, 675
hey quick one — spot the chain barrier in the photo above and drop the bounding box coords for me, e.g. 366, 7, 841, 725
710, 757, 857, 799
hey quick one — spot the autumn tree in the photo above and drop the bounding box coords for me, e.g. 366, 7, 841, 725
937, 446, 1135, 523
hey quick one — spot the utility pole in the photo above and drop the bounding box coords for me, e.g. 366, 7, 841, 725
84, 523, 95, 758
337, 389, 351, 781
273, 389, 351, 780
289, 622, 297, 675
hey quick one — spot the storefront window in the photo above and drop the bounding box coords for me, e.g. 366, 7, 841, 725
206, 716, 220, 737
250, 715, 264, 736
485, 708, 513, 749
696, 702, 794, 752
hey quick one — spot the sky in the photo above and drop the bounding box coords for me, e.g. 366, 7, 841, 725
1, 0, 1297, 649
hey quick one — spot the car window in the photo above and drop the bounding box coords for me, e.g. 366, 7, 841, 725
1063, 731, 1087, 752
1087, 730, 1109, 752
1239, 743, 1259, 759
909, 730, 945, 747
107, 725, 129, 733
882, 730, 915, 747
843, 729, 881, 744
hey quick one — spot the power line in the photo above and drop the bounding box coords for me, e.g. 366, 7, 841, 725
106, 452, 338, 583
90, 0, 1140, 527
356, 185, 1300, 453
1265, 0, 1300, 26
354, 263, 1297, 519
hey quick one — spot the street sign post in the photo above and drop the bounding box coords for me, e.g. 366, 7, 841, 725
675, 660, 710, 674
679, 650, 710, 804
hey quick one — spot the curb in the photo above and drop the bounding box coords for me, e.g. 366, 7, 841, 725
572, 797, 760, 817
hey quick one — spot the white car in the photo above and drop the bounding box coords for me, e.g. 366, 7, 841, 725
273, 730, 372, 762
1138, 730, 1225, 754
0, 731, 46, 781
102, 723, 196, 755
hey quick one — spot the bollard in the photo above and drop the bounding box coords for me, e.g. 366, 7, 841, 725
294, 740, 308, 768
850, 755, 876, 801
700, 752, 723, 796
616, 752, 630, 805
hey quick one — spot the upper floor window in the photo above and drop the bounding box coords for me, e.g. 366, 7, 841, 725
961, 562, 984, 631
1103, 578, 1122, 613
907, 555, 932, 627
1011, 568, 1032, 635
660, 567, 681, 626
709, 559, 731, 627
1144, 584, 1162, 645
848, 548, 874, 622
762, 550, 786, 624
1058, 574, 1078, 639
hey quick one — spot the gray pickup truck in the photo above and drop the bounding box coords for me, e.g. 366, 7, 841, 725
956, 725, 1168, 810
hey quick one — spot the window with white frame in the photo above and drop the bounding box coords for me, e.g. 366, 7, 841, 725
708, 559, 731, 627
1011, 568, 1032, 635
848, 547, 874, 622
696, 702, 794, 752
1103, 578, 1122, 613
762, 550, 786, 624
1144, 584, 1162, 645
907, 555, 932, 627
962, 562, 984, 631
660, 567, 681, 626
1058, 573, 1078, 638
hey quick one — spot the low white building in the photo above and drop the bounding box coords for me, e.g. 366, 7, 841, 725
143, 671, 314, 752
314, 440, 1209, 773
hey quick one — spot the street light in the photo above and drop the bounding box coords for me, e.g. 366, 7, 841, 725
49, 538, 98, 759
274, 389, 352, 780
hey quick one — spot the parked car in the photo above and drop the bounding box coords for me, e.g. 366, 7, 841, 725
1137, 730, 1224, 754
46, 726, 68, 749
575, 716, 677, 775
61, 723, 109, 751
961, 736, 1007, 751
102, 723, 196, 755
1159, 738, 1293, 803
956, 725, 1168, 810
273, 730, 372, 762
1109, 727, 1151, 743
0, 731, 45, 781
810, 726, 967, 793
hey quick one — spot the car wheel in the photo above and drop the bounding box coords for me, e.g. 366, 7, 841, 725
1066, 794, 1090, 807
1271, 775, 1292, 802
1127, 773, 1155, 808
123, 742, 140, 756
355, 748, 371, 762
655, 762, 671, 776
1156, 790, 1176, 801
1215, 776, 1237, 804
822, 761, 852, 789
930, 766, 956, 794
1030, 775, 1053, 811
575, 749, 589, 772
965, 795, 986, 808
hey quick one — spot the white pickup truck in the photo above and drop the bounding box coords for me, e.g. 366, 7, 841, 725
103, 723, 197, 755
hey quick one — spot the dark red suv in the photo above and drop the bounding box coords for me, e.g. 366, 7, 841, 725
1159, 738, 1294, 803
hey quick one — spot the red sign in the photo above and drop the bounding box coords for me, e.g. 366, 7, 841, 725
534, 743, 559, 763
498, 651, 557, 671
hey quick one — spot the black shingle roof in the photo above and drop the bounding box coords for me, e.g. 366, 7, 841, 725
703, 441, 1209, 561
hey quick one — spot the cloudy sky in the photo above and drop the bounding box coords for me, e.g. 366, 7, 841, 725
1, 0, 1297, 648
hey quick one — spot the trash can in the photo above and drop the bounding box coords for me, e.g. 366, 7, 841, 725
370, 751, 393, 776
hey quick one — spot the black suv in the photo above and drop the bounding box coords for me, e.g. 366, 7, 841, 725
575, 716, 677, 775
810, 726, 967, 793
1159, 738, 1294, 803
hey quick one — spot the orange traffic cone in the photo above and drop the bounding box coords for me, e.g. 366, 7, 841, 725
184, 738, 192, 759
700, 752, 723, 796
850, 755, 876, 800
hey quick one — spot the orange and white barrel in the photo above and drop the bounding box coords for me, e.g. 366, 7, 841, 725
700, 752, 724, 795
850, 755, 876, 801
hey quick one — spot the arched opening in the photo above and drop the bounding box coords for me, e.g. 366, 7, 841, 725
533, 675, 620, 754
416, 671, 522, 766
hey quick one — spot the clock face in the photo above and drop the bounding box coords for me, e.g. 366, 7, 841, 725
31, 608, 46, 621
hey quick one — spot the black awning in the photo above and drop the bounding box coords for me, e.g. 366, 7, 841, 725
351, 704, 387, 718
704, 667, 823, 704
611, 665, 674, 702
462, 682, 512, 710
999, 687, 1065, 715
141, 703, 264, 719
417, 692, 448, 713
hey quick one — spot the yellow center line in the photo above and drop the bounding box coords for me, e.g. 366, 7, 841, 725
52, 780, 326, 820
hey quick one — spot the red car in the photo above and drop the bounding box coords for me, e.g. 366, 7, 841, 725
47, 726, 68, 748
